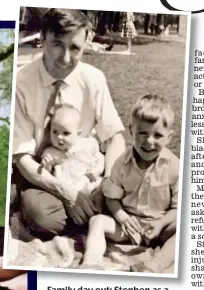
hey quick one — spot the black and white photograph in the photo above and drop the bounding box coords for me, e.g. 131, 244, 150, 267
4, 6, 190, 277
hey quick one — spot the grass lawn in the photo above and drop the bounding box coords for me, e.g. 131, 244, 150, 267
83, 41, 187, 158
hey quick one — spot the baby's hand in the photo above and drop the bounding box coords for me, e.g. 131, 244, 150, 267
41, 154, 54, 172
41, 153, 61, 172
85, 172, 97, 182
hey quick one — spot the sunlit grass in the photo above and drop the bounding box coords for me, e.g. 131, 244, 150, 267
83, 41, 186, 157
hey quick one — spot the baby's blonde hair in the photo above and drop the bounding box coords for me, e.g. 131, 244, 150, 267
51, 104, 81, 128
131, 94, 174, 128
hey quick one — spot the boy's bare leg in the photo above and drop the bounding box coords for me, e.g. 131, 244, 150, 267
81, 214, 129, 267
131, 222, 176, 273
144, 234, 176, 273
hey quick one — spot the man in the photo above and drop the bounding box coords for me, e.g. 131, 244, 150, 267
14, 8, 125, 237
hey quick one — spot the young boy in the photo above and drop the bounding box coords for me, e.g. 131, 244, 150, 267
41, 104, 105, 199
80, 94, 179, 273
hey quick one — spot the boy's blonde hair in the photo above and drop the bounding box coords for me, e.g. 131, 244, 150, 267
131, 94, 174, 128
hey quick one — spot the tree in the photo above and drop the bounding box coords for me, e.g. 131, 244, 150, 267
0, 29, 14, 225
0, 124, 9, 224
0, 43, 14, 62
0, 29, 14, 125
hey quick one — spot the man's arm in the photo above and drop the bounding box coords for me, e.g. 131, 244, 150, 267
94, 70, 126, 177
15, 153, 97, 223
87, 139, 105, 177
104, 133, 126, 177
15, 153, 78, 205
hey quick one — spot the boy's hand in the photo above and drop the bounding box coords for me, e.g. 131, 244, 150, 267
144, 220, 163, 241
120, 215, 142, 236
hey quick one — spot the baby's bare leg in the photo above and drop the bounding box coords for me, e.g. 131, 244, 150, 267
82, 214, 129, 266
146, 222, 176, 272
140, 222, 176, 273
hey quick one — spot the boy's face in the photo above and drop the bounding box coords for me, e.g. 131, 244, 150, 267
50, 116, 79, 151
131, 118, 173, 163
42, 27, 86, 79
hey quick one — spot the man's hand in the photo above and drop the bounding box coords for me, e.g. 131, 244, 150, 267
144, 220, 163, 241
64, 192, 98, 225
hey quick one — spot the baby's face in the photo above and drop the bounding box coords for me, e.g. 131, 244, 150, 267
50, 116, 79, 151
131, 118, 172, 163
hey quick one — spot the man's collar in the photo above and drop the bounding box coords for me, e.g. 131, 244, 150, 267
39, 55, 81, 87
39, 55, 55, 87
124, 146, 171, 165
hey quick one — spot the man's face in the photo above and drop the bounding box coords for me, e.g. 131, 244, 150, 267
131, 118, 172, 164
42, 28, 86, 79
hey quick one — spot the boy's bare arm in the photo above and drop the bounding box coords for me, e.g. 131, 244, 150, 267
106, 198, 129, 223
144, 209, 177, 241
160, 208, 177, 229
106, 198, 142, 234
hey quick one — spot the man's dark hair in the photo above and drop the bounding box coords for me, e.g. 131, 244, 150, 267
41, 8, 92, 39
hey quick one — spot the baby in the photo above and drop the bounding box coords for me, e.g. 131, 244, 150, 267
80, 94, 179, 273
41, 104, 104, 196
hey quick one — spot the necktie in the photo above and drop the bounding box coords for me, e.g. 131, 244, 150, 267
36, 80, 64, 158
44, 80, 64, 128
